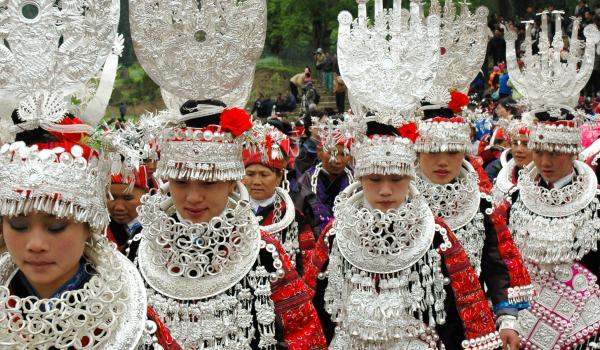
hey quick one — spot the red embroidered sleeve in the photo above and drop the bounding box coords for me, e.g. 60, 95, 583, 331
490, 201, 534, 303
147, 306, 182, 350
466, 154, 493, 195
436, 218, 500, 348
262, 232, 328, 350
302, 220, 333, 295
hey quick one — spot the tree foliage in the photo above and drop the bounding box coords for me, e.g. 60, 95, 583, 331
265, 0, 580, 53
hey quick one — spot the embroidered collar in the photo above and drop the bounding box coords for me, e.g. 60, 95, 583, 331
126, 217, 141, 231
543, 170, 575, 190
15, 261, 91, 300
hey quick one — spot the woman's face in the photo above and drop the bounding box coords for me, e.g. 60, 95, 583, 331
3, 212, 89, 299
169, 179, 236, 223
510, 135, 533, 168
243, 164, 282, 201
317, 144, 352, 176
361, 174, 412, 212
107, 184, 146, 224
418, 152, 465, 185
532, 150, 575, 184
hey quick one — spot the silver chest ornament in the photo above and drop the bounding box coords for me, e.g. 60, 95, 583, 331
509, 162, 600, 349
416, 161, 486, 276
324, 183, 449, 350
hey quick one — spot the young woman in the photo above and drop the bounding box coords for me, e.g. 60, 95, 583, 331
306, 121, 502, 349
499, 111, 600, 349
243, 124, 315, 275
502, 12, 600, 348
0, 124, 149, 348
136, 101, 327, 349
492, 120, 533, 204
415, 106, 533, 350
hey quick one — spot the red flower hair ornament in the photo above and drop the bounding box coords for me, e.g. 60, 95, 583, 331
447, 91, 469, 114
220, 108, 253, 137
48, 116, 88, 143
397, 123, 419, 143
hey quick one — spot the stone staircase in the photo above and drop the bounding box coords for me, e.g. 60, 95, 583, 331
312, 79, 351, 113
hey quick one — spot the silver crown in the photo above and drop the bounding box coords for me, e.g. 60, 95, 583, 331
129, 0, 267, 109
424, 0, 489, 106
353, 134, 417, 178
0, 142, 110, 230
506, 11, 599, 112
337, 0, 441, 125
0, 0, 122, 133
528, 119, 583, 155
155, 126, 246, 182
415, 118, 472, 153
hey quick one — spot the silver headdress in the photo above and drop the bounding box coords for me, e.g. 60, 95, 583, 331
353, 133, 417, 178
337, 0, 442, 177
129, 0, 266, 109
424, 0, 489, 106
0, 0, 127, 230
414, 116, 472, 153
0, 142, 110, 230
506, 11, 600, 154
130, 0, 266, 182
337, 0, 441, 125
0, 0, 122, 137
154, 121, 249, 182
415, 1, 488, 154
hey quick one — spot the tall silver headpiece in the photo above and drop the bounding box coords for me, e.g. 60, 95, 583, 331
0, 0, 122, 137
506, 11, 598, 112
337, 0, 441, 125
129, 0, 267, 109
506, 11, 599, 154
0, 0, 126, 230
424, 0, 489, 106
130, 0, 266, 181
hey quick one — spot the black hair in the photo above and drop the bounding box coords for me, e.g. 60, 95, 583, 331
534, 108, 575, 122
11, 109, 59, 145
496, 97, 519, 116
420, 103, 455, 120
267, 118, 293, 136
179, 99, 226, 128
366, 121, 399, 137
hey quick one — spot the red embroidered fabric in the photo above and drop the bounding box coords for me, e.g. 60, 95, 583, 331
262, 231, 328, 350
260, 203, 316, 273
585, 150, 600, 173
147, 306, 182, 350
466, 154, 493, 195
436, 218, 498, 340
303, 220, 333, 296
490, 201, 533, 289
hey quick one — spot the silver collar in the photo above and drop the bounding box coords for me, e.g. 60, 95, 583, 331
137, 183, 262, 300
331, 183, 436, 274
